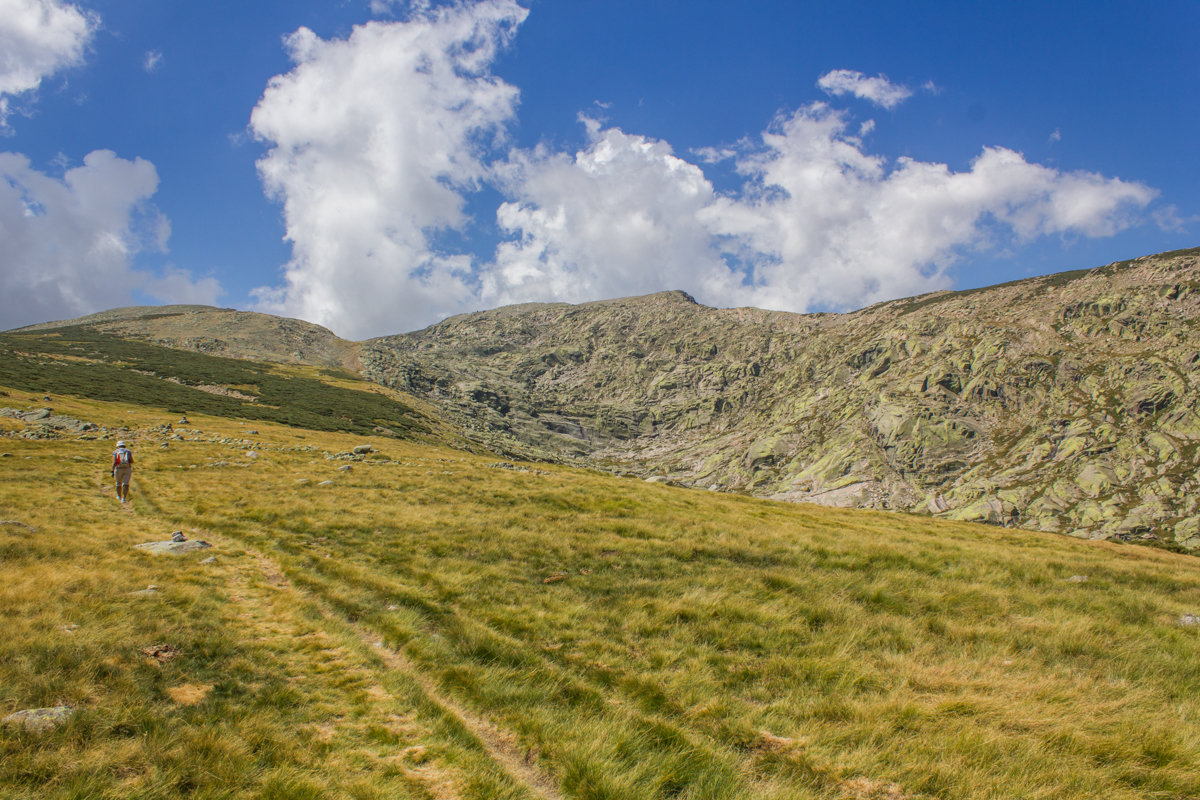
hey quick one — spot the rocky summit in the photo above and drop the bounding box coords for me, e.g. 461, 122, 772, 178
21, 246, 1200, 549
361, 247, 1200, 549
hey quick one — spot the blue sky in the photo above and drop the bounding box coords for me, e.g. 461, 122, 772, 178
2, 0, 1197, 338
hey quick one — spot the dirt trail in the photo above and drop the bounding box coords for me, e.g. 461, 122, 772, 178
241, 544, 566, 800
100, 461, 565, 800
355, 622, 566, 800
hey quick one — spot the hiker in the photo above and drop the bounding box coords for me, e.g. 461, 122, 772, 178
111, 440, 134, 503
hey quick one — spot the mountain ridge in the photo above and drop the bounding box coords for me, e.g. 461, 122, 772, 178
18, 246, 1200, 548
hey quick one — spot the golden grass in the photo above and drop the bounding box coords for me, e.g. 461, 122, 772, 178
2, 385, 1199, 799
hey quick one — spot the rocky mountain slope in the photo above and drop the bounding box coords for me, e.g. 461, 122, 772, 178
18, 247, 1200, 549
362, 247, 1200, 549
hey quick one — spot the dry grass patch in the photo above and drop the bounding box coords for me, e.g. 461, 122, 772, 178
4, 386, 1200, 799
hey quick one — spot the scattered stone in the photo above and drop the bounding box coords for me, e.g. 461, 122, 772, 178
246, 430, 258, 435
542, 573, 568, 584
338, 464, 353, 472
178, 417, 189, 424
60, 624, 78, 634
2, 706, 74, 733
1067, 575, 1089, 583
129, 585, 161, 597
352, 444, 373, 455
0, 407, 97, 434
166, 684, 213, 706
295, 478, 311, 485
1181, 614, 1200, 627
245, 450, 259, 460
134, 539, 211, 555
317, 479, 334, 486
171, 531, 187, 542
140, 643, 180, 664
200, 556, 217, 565
579, 568, 592, 575
0, 520, 36, 532
386, 604, 400, 611
1, 453, 11, 457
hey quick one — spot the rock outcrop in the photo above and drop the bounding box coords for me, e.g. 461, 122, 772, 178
361, 247, 1200, 548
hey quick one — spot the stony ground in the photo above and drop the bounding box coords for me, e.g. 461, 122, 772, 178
363, 247, 1200, 549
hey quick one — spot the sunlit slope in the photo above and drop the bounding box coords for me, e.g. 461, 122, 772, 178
0, 326, 465, 447
3, 390, 1199, 799
366, 247, 1200, 548
15, 304, 360, 370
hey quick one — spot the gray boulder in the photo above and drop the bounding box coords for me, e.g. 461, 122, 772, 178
134, 540, 211, 555
2, 706, 73, 733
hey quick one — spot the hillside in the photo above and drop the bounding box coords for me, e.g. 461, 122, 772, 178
363, 247, 1200, 549
17, 246, 1200, 551
3, 385, 1200, 799
0, 325, 464, 447
19, 305, 361, 370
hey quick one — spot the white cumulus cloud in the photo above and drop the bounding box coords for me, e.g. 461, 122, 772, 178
817, 69, 912, 109
246, 5, 1160, 337
0, 0, 97, 129
249, 0, 527, 339
701, 103, 1156, 312
0, 150, 221, 329
485, 118, 737, 307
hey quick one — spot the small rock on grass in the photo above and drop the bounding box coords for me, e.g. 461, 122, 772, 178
134, 540, 211, 555
1181, 613, 1200, 627
141, 643, 180, 665
2, 706, 73, 733
1067, 575, 1088, 583
317, 479, 334, 486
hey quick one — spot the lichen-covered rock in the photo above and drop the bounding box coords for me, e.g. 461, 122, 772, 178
2, 706, 73, 733
134, 540, 212, 555
1076, 463, 1118, 498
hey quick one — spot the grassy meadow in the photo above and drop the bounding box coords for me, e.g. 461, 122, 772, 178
2, 384, 1200, 799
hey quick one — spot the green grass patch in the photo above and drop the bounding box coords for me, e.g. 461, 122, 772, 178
0, 328, 431, 438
